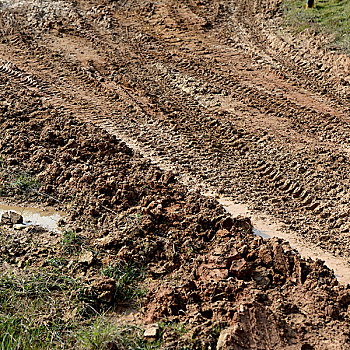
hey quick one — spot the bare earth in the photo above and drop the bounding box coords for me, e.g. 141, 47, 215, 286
0, 0, 350, 348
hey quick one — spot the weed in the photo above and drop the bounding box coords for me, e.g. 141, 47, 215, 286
168, 321, 188, 337
0, 314, 55, 350
60, 230, 85, 254
156, 320, 194, 349
0, 267, 85, 349
0, 269, 81, 299
0, 164, 41, 197
12, 173, 40, 192
46, 257, 66, 268
77, 317, 120, 350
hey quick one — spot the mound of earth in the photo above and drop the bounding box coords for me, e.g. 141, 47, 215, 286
0, 84, 349, 348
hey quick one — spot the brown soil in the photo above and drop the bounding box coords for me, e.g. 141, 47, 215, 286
0, 0, 349, 348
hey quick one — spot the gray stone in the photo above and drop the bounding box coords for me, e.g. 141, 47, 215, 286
216, 326, 241, 350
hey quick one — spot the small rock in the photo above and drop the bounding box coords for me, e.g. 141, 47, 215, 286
216, 325, 242, 350
78, 251, 94, 265
272, 241, 289, 275
1, 211, 23, 225
117, 246, 132, 261
197, 263, 229, 281
0, 212, 11, 225
9, 211, 23, 224
326, 304, 339, 319
221, 216, 234, 231
13, 224, 27, 230
216, 327, 232, 350
252, 267, 271, 289
258, 245, 273, 266
338, 290, 350, 306
143, 323, 159, 338
234, 216, 253, 232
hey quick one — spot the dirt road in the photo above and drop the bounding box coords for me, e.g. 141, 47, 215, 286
0, 0, 349, 263
1, 1, 350, 347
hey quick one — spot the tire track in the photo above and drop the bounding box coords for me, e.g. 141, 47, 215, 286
0, 0, 349, 259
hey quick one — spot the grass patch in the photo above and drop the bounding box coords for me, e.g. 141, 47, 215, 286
77, 318, 161, 350
0, 314, 57, 350
10, 173, 40, 193
0, 267, 84, 349
60, 230, 86, 255
100, 263, 146, 302
0, 170, 41, 197
0, 264, 188, 349
282, 0, 350, 52
77, 318, 191, 350
0, 270, 81, 297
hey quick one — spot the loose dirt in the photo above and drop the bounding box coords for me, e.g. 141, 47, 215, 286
0, 0, 349, 348
219, 197, 350, 285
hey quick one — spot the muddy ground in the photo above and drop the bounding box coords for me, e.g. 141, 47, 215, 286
0, 0, 349, 349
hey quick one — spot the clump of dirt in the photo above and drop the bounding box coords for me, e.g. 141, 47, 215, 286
0, 83, 349, 349
145, 231, 350, 349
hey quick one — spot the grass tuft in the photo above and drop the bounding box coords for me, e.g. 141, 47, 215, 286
100, 263, 146, 302
60, 230, 85, 254
76, 317, 161, 350
0, 162, 41, 197
0, 268, 84, 349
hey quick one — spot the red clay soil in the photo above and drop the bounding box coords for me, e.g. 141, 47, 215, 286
0, 0, 349, 349
0, 78, 349, 349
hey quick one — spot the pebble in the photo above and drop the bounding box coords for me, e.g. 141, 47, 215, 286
13, 223, 27, 230
143, 323, 159, 338
1, 211, 23, 225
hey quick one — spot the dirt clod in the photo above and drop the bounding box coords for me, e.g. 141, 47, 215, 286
1, 211, 23, 225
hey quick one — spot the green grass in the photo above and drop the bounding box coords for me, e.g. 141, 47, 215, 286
0, 268, 83, 349
0, 170, 41, 197
100, 263, 146, 302
60, 230, 86, 254
77, 318, 193, 350
0, 313, 66, 350
0, 264, 192, 349
0, 155, 42, 197
283, 0, 350, 52
0, 270, 81, 297
11, 173, 40, 192
77, 318, 161, 350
